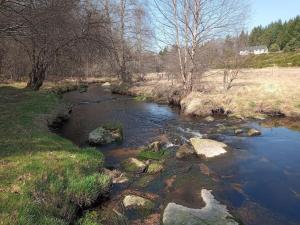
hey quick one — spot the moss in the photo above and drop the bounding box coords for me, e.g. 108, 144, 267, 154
121, 158, 146, 173
137, 148, 169, 161
147, 162, 164, 174
0, 85, 109, 225
102, 122, 123, 142
134, 175, 156, 188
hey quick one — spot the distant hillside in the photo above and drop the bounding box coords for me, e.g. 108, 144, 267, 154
249, 16, 300, 52
244, 52, 300, 68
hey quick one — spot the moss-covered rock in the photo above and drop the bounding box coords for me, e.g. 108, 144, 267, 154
88, 123, 123, 145
147, 162, 164, 174
123, 195, 155, 210
138, 144, 168, 160
247, 128, 262, 136
121, 158, 147, 173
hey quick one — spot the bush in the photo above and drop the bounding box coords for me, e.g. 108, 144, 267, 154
269, 43, 280, 52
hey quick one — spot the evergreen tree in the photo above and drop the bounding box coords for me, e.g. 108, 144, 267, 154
248, 16, 300, 51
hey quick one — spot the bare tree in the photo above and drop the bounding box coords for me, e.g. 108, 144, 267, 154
220, 35, 247, 91
0, 0, 110, 90
152, 0, 248, 92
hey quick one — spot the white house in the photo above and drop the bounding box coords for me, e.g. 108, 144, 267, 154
240, 45, 268, 56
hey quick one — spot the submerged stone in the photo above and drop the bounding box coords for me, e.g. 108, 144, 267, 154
176, 144, 196, 159
123, 195, 154, 209
234, 129, 244, 135
190, 138, 227, 158
247, 128, 261, 137
163, 189, 238, 225
134, 175, 156, 188
88, 125, 122, 145
204, 116, 215, 122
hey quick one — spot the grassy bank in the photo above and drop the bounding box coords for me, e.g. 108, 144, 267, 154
0, 84, 111, 225
245, 52, 300, 68
112, 68, 300, 119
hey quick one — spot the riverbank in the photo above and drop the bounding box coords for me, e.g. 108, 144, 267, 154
112, 67, 300, 119
0, 84, 111, 225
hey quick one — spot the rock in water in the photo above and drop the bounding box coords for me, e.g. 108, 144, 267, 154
163, 189, 238, 225
147, 141, 162, 152
147, 162, 164, 174
248, 128, 261, 137
234, 129, 243, 135
104, 169, 128, 184
176, 144, 195, 159
204, 116, 215, 122
123, 195, 154, 209
88, 126, 122, 145
190, 138, 227, 158
121, 158, 147, 173
102, 82, 111, 87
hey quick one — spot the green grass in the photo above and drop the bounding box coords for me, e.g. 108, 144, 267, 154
0, 85, 110, 225
244, 52, 300, 68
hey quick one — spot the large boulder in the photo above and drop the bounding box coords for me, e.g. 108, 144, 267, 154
163, 189, 238, 225
176, 144, 196, 159
121, 158, 147, 173
88, 125, 122, 145
123, 195, 154, 209
190, 138, 227, 158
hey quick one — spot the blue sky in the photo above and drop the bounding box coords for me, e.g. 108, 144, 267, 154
249, 0, 300, 30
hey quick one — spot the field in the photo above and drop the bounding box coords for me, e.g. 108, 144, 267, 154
124, 67, 300, 119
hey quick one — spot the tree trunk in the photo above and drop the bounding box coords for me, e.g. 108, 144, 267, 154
26, 64, 46, 91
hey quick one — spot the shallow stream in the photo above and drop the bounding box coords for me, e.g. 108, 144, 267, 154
59, 85, 300, 225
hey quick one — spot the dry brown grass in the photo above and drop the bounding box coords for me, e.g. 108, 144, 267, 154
128, 68, 300, 118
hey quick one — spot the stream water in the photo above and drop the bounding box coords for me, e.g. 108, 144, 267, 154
59, 85, 300, 225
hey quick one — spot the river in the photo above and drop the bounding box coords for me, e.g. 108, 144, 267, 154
58, 85, 300, 225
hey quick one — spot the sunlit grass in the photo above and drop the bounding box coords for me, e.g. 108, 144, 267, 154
0, 86, 110, 225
